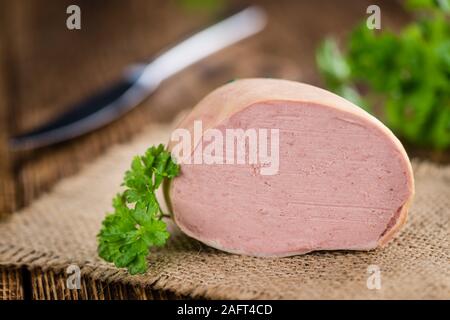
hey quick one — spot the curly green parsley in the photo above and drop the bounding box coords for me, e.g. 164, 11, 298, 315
97, 144, 180, 274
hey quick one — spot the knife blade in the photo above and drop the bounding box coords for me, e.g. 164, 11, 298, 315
10, 6, 267, 151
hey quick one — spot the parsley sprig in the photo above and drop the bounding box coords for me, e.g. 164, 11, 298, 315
316, 0, 450, 150
97, 144, 180, 274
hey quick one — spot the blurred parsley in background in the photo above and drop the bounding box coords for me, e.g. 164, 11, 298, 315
316, 0, 450, 150
177, 0, 225, 12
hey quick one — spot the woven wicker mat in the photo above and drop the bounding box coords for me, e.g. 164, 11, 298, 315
0, 117, 449, 300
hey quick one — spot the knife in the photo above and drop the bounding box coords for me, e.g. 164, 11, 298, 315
10, 6, 267, 151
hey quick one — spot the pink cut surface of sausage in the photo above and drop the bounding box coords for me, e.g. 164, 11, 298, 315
166, 78, 415, 257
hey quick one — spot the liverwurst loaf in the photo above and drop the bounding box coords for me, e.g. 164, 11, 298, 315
165, 78, 415, 257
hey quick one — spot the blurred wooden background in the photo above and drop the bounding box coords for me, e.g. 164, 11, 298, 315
0, 0, 408, 214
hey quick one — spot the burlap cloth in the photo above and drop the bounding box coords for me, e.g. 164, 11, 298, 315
0, 117, 449, 300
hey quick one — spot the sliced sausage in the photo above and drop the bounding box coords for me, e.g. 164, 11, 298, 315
165, 78, 414, 257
